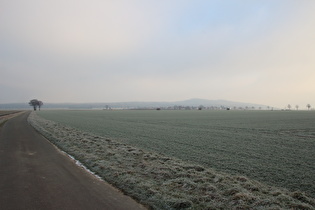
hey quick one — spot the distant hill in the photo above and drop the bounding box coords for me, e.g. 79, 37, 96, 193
174, 98, 265, 108
0, 99, 268, 110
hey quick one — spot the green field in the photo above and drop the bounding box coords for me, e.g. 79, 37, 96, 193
37, 110, 315, 198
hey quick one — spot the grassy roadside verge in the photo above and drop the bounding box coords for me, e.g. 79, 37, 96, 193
0, 111, 25, 127
0, 119, 7, 127
28, 112, 315, 209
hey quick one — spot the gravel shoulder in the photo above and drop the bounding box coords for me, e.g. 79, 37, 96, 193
0, 111, 146, 210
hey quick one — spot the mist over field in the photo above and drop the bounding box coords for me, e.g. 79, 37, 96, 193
0, 98, 271, 110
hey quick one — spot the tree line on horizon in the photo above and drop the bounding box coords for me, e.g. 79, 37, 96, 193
286, 104, 312, 110
25, 100, 312, 111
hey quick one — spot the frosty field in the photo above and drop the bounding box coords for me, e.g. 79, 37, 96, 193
37, 110, 315, 199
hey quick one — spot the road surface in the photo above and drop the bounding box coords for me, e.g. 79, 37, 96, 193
0, 111, 146, 210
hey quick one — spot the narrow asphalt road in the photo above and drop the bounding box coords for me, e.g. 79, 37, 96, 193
0, 111, 146, 210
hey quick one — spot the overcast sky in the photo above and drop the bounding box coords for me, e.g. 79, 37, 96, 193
1, 0, 314, 108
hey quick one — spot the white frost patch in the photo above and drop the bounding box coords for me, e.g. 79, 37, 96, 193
62, 151, 103, 181
28, 111, 103, 181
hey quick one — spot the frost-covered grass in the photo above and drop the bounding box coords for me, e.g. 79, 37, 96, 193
29, 112, 315, 209
37, 110, 315, 198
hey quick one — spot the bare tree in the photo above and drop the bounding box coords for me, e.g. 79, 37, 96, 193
287, 104, 291, 110
29, 99, 38, 110
29, 99, 43, 111
295, 105, 299, 110
307, 104, 311, 110
38, 100, 43, 110
198, 105, 204, 110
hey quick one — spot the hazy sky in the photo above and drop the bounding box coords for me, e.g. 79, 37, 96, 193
1, 0, 314, 108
